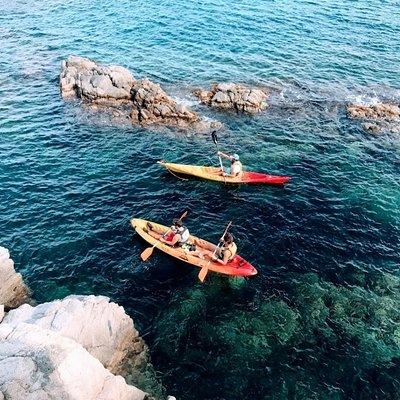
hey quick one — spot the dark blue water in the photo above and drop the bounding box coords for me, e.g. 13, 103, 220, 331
1, 1, 400, 399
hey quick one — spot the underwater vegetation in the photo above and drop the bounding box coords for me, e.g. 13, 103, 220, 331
153, 271, 400, 400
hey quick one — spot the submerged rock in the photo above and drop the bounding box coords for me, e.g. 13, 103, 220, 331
0, 247, 29, 309
362, 122, 381, 134
0, 322, 146, 400
347, 102, 400, 120
193, 83, 269, 113
347, 102, 400, 134
61, 56, 218, 131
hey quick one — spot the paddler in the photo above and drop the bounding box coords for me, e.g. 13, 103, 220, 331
144, 218, 190, 248
199, 232, 237, 265
213, 232, 237, 265
217, 151, 243, 177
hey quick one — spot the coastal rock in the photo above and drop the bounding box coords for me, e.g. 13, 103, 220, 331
347, 102, 400, 133
3, 295, 146, 374
60, 55, 135, 102
0, 322, 146, 400
0, 247, 29, 309
362, 123, 381, 134
194, 83, 269, 113
347, 103, 400, 120
61, 56, 217, 130
130, 78, 200, 126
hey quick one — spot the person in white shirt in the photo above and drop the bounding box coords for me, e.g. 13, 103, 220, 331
217, 151, 243, 177
145, 219, 190, 247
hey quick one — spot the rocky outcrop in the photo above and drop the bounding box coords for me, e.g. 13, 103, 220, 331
0, 247, 29, 309
60, 56, 134, 102
0, 295, 164, 399
3, 295, 146, 374
347, 103, 400, 120
130, 79, 199, 126
0, 322, 147, 400
60, 56, 218, 131
347, 102, 400, 134
193, 83, 269, 113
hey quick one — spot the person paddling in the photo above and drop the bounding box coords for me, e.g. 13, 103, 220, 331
213, 232, 237, 265
198, 231, 237, 266
145, 218, 190, 247
217, 151, 243, 177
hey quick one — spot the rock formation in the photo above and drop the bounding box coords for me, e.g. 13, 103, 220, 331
60, 56, 134, 102
130, 78, 199, 126
347, 103, 400, 120
0, 249, 165, 400
3, 295, 146, 374
193, 83, 269, 113
0, 322, 147, 400
60, 56, 219, 131
347, 102, 400, 134
0, 246, 29, 309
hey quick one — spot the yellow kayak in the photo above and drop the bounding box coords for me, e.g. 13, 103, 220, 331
131, 218, 257, 277
158, 161, 290, 185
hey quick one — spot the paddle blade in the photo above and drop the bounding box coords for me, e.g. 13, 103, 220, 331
198, 266, 208, 283
140, 246, 154, 262
211, 131, 218, 145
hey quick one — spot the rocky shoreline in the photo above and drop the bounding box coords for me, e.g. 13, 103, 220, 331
0, 247, 171, 400
60, 56, 400, 136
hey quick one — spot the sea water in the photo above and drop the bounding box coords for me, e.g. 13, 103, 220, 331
1, 1, 400, 399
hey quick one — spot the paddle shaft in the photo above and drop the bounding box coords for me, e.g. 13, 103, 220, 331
212, 131, 226, 182
215, 142, 224, 173
212, 221, 233, 258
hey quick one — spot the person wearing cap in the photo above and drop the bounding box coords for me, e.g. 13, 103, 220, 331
145, 218, 190, 247
217, 151, 243, 177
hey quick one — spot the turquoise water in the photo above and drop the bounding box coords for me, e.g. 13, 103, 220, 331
1, 1, 400, 399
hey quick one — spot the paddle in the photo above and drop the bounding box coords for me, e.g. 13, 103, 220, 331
198, 221, 233, 283
140, 210, 188, 262
212, 131, 225, 175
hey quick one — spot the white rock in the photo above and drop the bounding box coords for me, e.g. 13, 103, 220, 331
0, 323, 146, 400
4, 295, 142, 372
0, 305, 4, 322
0, 246, 29, 308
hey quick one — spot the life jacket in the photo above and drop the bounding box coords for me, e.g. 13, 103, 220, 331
170, 226, 189, 245
222, 242, 237, 261
178, 226, 190, 244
